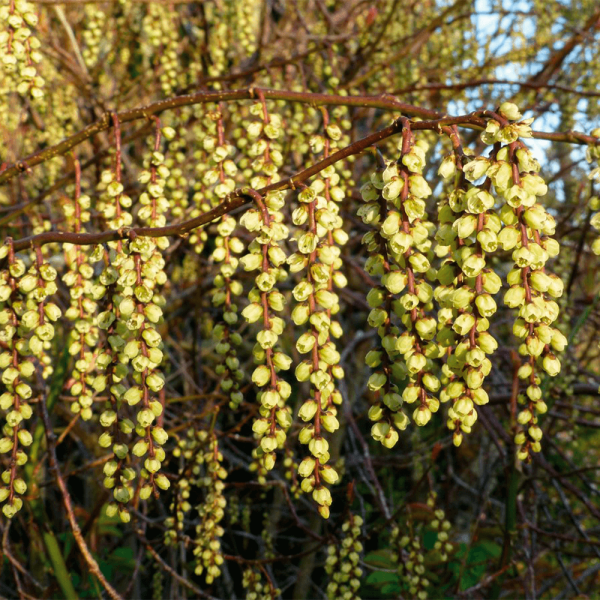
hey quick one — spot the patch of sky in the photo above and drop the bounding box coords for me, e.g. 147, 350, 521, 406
424, 0, 598, 202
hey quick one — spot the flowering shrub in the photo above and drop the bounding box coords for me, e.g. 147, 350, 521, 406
0, 1, 599, 598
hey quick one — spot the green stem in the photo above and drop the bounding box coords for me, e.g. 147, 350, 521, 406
40, 531, 79, 600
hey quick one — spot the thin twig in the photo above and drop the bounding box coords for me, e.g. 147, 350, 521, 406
39, 397, 123, 600
141, 536, 217, 599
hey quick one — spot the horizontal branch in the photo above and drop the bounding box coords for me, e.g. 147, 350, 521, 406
0, 88, 436, 185
9, 118, 404, 252
1, 87, 598, 186
393, 78, 600, 98
0, 121, 154, 229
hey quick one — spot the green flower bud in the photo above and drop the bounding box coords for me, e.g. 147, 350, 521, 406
462, 255, 486, 278
415, 317, 436, 340
382, 178, 404, 200
542, 355, 561, 376
319, 465, 339, 485
152, 427, 169, 445
114, 486, 131, 503
413, 406, 432, 426
295, 361, 312, 382
144, 458, 161, 473
155, 474, 170, 490
381, 212, 401, 237
321, 413, 339, 433
242, 302, 263, 323
272, 352, 292, 370
453, 314, 476, 336
124, 387, 143, 406
260, 435, 277, 453
498, 227, 520, 250
472, 388, 489, 405
528, 425, 543, 442
438, 156, 456, 179
299, 400, 318, 422
403, 385, 421, 403
137, 409, 155, 428
316, 290, 337, 310
0, 438, 13, 453
312, 486, 332, 507
140, 485, 153, 500
505, 286, 526, 308
252, 365, 271, 387
298, 457, 316, 478
499, 102, 522, 121
4, 491, 23, 515
100, 411, 117, 427
308, 437, 329, 459
261, 390, 280, 409
99, 432, 112, 448
463, 158, 489, 182
475, 294, 497, 317
296, 332, 316, 354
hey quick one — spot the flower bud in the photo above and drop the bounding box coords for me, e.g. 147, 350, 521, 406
413, 406, 432, 426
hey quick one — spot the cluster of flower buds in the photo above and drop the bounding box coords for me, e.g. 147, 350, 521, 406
94, 134, 170, 520
164, 429, 202, 546
196, 107, 239, 206
359, 164, 410, 447
187, 105, 238, 256
152, 569, 163, 600
261, 511, 276, 559
63, 183, 98, 421
193, 432, 227, 585
360, 127, 440, 446
240, 98, 292, 473
390, 492, 453, 599
480, 104, 564, 460
390, 523, 428, 599
587, 130, 600, 374
283, 100, 319, 159
204, 111, 244, 408
434, 131, 498, 446
309, 107, 350, 407
159, 123, 189, 219
283, 448, 301, 498
425, 492, 453, 561
200, 3, 229, 82
325, 513, 363, 599
290, 178, 348, 517
92, 244, 134, 523
142, 2, 180, 96
97, 163, 133, 231
240, 190, 292, 471
120, 235, 169, 498
188, 113, 220, 254
242, 567, 279, 600
212, 215, 244, 409
586, 128, 600, 256
137, 143, 172, 230
481, 102, 535, 144
81, 4, 107, 68
244, 101, 283, 190
0, 0, 44, 98
0, 244, 60, 517
235, 0, 260, 56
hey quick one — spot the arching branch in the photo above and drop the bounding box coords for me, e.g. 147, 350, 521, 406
1, 87, 598, 187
